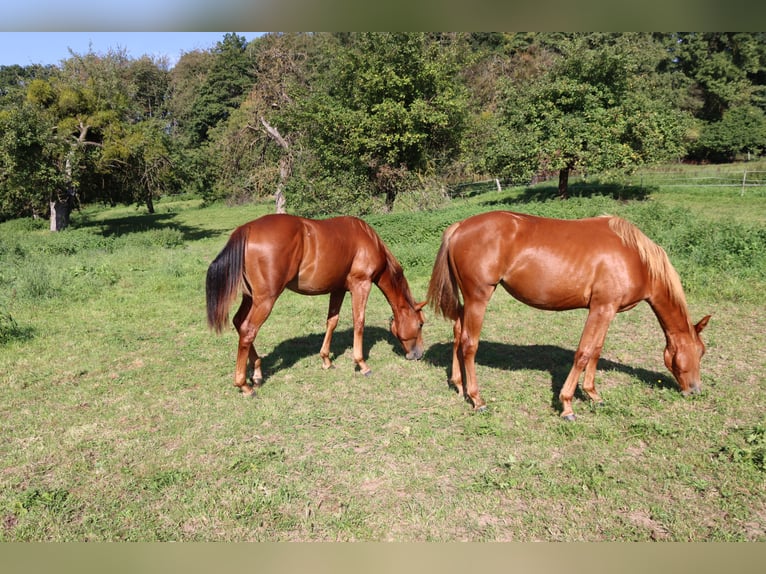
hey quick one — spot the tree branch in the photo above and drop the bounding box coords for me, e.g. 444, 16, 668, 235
259, 116, 289, 150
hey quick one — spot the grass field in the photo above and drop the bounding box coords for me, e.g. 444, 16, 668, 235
1, 171, 765, 541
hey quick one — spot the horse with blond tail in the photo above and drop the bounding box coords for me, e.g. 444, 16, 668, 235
427, 211, 710, 420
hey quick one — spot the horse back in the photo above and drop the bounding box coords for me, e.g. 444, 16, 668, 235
240, 214, 387, 296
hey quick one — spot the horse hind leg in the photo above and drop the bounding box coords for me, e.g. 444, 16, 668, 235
232, 295, 273, 396
459, 296, 491, 411
581, 353, 605, 406
449, 315, 465, 397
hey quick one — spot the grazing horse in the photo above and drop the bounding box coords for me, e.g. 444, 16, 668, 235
206, 214, 426, 396
427, 211, 710, 420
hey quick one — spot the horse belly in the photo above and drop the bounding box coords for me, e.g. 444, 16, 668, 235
500, 253, 639, 311
287, 266, 346, 295
501, 267, 590, 310
289, 233, 374, 295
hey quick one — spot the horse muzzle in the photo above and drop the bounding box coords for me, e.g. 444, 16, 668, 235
681, 382, 702, 396
406, 346, 424, 361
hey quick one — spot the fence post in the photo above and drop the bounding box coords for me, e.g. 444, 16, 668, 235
742, 170, 747, 196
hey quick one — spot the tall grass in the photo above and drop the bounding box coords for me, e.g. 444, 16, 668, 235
0, 182, 764, 541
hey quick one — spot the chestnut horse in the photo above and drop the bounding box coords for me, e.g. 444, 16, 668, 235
206, 214, 426, 396
427, 211, 710, 420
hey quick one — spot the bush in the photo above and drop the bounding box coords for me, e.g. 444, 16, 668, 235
691, 105, 766, 162
287, 171, 379, 217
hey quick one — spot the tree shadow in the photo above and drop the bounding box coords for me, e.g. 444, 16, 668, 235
423, 341, 676, 412
256, 326, 398, 383
73, 211, 219, 242
482, 181, 658, 207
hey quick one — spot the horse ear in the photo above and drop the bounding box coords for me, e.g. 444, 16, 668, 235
415, 301, 427, 312
695, 315, 711, 334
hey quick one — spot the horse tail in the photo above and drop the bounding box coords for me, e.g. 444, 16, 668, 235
608, 216, 688, 310
427, 221, 462, 321
206, 226, 247, 333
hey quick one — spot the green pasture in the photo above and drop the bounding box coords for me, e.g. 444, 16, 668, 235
1, 177, 765, 541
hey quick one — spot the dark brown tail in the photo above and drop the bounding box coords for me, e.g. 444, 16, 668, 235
426, 222, 462, 321
206, 227, 247, 333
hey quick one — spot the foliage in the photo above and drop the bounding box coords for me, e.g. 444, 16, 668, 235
184, 33, 255, 147
492, 34, 693, 195
2, 33, 766, 223
691, 105, 766, 161
668, 33, 766, 121
0, 103, 67, 220
284, 33, 469, 211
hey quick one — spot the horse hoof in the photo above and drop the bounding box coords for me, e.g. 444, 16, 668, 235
595, 400, 606, 408
363, 370, 373, 377
562, 414, 576, 422
474, 405, 488, 414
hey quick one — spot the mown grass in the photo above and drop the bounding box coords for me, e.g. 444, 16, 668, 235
1, 176, 765, 541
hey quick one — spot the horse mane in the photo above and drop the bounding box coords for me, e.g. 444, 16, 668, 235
607, 216, 688, 311
378, 236, 418, 308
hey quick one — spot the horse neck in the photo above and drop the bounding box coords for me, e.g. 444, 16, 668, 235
648, 284, 694, 345
375, 258, 414, 316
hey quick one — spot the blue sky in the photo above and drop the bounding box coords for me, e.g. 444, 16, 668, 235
0, 2, 265, 32
0, 32, 263, 67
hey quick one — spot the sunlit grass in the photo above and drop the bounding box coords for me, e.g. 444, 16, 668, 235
1, 182, 764, 541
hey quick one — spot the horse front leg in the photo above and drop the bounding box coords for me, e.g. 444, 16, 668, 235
559, 306, 614, 420
319, 290, 345, 370
349, 281, 373, 376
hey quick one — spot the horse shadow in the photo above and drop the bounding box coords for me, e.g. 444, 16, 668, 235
257, 325, 397, 382
423, 341, 676, 411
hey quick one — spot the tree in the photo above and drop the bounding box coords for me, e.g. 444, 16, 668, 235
495, 34, 691, 197
669, 33, 766, 122
0, 50, 177, 227
203, 33, 314, 211
0, 103, 67, 222
185, 33, 255, 146
667, 33, 766, 161
693, 104, 766, 161
287, 32, 468, 212
166, 33, 255, 199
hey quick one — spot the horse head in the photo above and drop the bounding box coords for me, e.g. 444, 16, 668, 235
664, 315, 711, 395
390, 301, 426, 360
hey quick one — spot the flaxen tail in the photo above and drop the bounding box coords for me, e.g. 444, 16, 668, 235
426, 222, 462, 321
206, 226, 247, 333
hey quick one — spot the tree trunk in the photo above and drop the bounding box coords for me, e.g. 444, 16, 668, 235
49, 198, 71, 232
558, 168, 570, 199
259, 116, 291, 214
275, 157, 288, 214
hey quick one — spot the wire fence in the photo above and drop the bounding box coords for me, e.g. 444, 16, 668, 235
629, 170, 766, 195
448, 167, 766, 197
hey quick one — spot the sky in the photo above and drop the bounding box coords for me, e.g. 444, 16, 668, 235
0, 32, 264, 68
